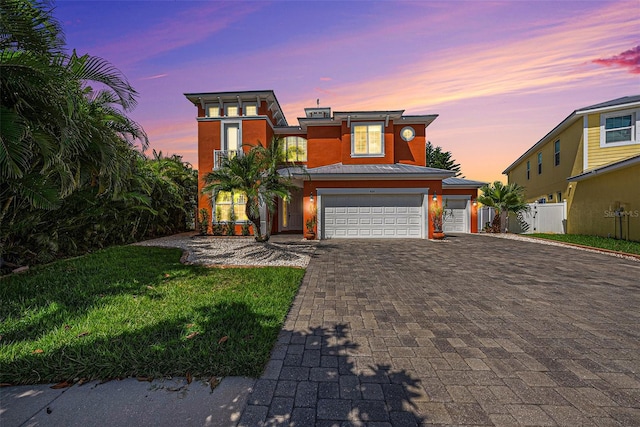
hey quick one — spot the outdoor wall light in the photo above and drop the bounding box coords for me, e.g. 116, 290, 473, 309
310, 192, 314, 203
472, 199, 477, 207
432, 192, 437, 201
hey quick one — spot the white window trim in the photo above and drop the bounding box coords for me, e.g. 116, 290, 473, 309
599, 107, 639, 148
283, 136, 308, 162
351, 122, 385, 158
205, 103, 220, 118
224, 103, 239, 117
243, 103, 258, 116
213, 191, 249, 223
221, 120, 242, 152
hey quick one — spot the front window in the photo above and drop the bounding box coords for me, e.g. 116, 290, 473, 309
605, 115, 632, 143
244, 104, 258, 116
223, 123, 240, 152
526, 161, 530, 180
537, 152, 542, 174
215, 191, 248, 222
352, 123, 384, 156
225, 104, 239, 117
283, 136, 307, 162
600, 109, 638, 147
206, 104, 219, 117
554, 140, 560, 166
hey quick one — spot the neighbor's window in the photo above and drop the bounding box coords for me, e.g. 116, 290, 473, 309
554, 140, 560, 166
352, 123, 384, 156
206, 105, 220, 117
283, 136, 307, 162
225, 104, 239, 117
215, 191, 248, 222
537, 152, 542, 174
244, 104, 258, 116
526, 161, 530, 180
601, 109, 638, 147
557, 191, 562, 202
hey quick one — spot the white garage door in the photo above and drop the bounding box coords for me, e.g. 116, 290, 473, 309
443, 199, 469, 233
322, 193, 423, 239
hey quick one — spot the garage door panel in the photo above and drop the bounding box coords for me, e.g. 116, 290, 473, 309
442, 200, 469, 233
322, 193, 423, 239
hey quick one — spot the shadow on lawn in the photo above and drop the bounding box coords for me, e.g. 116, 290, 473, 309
1, 301, 282, 384
240, 323, 426, 426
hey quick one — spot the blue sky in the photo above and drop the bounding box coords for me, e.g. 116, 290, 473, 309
55, 0, 639, 182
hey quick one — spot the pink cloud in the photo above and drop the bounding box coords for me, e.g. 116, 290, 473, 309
593, 45, 640, 74
320, 77, 332, 81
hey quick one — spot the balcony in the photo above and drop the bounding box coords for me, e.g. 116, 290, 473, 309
214, 150, 239, 170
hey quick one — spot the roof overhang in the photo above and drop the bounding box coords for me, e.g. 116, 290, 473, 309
442, 177, 487, 189
567, 154, 640, 182
184, 90, 288, 126
297, 111, 438, 131
502, 111, 578, 175
279, 163, 455, 181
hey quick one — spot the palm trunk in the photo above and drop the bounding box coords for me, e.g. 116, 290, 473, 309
246, 199, 264, 242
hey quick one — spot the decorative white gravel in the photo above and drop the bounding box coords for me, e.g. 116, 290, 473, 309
482, 232, 640, 262
133, 233, 317, 268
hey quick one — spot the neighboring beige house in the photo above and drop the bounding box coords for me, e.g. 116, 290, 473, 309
503, 95, 640, 241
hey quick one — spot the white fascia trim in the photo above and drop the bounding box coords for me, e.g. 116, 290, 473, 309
583, 115, 589, 171
197, 115, 282, 131
568, 155, 640, 182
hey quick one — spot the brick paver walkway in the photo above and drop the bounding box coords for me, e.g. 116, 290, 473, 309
239, 235, 640, 426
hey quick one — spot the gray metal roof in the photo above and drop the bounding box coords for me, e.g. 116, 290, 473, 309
577, 95, 640, 112
442, 177, 487, 188
279, 163, 455, 179
567, 154, 640, 182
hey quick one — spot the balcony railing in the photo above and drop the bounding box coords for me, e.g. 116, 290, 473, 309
213, 150, 239, 170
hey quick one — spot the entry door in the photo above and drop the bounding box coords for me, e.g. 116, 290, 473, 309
280, 188, 303, 231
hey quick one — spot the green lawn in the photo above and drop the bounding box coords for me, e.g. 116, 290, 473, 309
0, 246, 305, 385
527, 234, 640, 255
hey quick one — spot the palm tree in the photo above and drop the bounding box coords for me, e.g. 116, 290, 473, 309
202, 137, 296, 242
1, 0, 147, 266
477, 181, 529, 233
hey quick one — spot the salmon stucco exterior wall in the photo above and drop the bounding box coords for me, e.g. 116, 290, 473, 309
186, 90, 484, 239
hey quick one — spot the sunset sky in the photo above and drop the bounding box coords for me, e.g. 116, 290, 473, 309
56, 0, 639, 183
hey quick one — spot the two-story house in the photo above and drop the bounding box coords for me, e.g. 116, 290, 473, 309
184, 90, 485, 239
503, 95, 640, 241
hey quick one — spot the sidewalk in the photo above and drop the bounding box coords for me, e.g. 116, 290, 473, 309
1, 376, 255, 427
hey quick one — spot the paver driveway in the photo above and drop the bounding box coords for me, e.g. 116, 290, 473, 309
239, 235, 640, 426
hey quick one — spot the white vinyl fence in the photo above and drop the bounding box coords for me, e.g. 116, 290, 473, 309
509, 201, 567, 234
479, 202, 566, 234
478, 206, 497, 232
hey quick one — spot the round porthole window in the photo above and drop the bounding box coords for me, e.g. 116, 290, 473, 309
400, 126, 415, 142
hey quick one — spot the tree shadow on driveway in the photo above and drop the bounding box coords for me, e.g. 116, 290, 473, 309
239, 323, 426, 426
